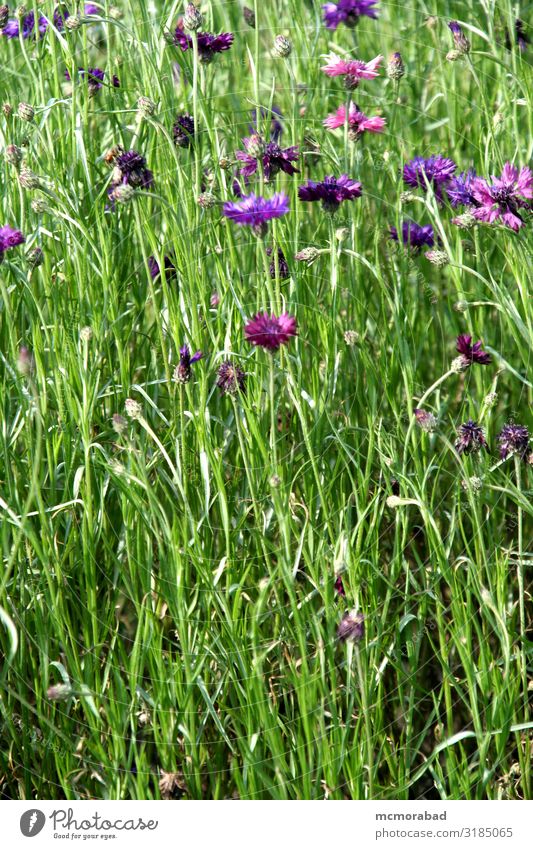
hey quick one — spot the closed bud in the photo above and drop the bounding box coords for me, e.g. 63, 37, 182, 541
27, 246, 44, 269
109, 6, 123, 20
452, 211, 477, 229
483, 391, 498, 408
125, 398, 142, 419
17, 346, 34, 376
31, 198, 48, 213
47, 683, 72, 702
337, 610, 365, 643
335, 227, 349, 242
111, 183, 135, 204
425, 249, 449, 266
414, 408, 438, 432
0, 5, 8, 28
218, 156, 231, 170
446, 49, 462, 62
453, 300, 468, 312
197, 191, 216, 208
243, 6, 255, 28
137, 96, 156, 116
400, 191, 417, 204
65, 14, 81, 30
19, 164, 40, 189
80, 326, 93, 342
245, 133, 264, 159
112, 413, 128, 434
272, 34, 292, 58
183, 3, 202, 32
15, 5, 26, 19
294, 246, 320, 265
448, 21, 470, 55
2, 102, 12, 117
5, 144, 23, 166
387, 52, 405, 81
18, 102, 35, 122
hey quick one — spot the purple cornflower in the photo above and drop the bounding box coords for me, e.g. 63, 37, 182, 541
448, 20, 470, 54
2, 5, 96, 38
244, 312, 297, 351
497, 423, 530, 460
148, 255, 177, 280
250, 107, 283, 142
267, 248, 289, 280
222, 193, 289, 233
236, 137, 299, 181
173, 22, 234, 63
65, 67, 120, 93
216, 360, 246, 395
455, 334, 491, 366
446, 169, 478, 207
470, 162, 533, 232
390, 220, 434, 251
455, 420, 488, 455
323, 0, 379, 31
113, 150, 154, 189
173, 345, 203, 384
173, 113, 195, 147
0, 225, 25, 258
298, 175, 362, 214
403, 155, 457, 201
337, 610, 365, 642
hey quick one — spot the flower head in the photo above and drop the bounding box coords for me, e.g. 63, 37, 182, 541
323, 103, 385, 139
113, 149, 154, 189
173, 113, 195, 147
455, 420, 488, 454
236, 137, 299, 181
448, 20, 470, 54
323, 0, 379, 31
446, 169, 478, 207
403, 155, 457, 201
321, 53, 382, 88
0, 225, 25, 257
298, 174, 362, 213
173, 345, 203, 384
216, 360, 246, 395
173, 23, 234, 62
497, 423, 530, 460
337, 610, 365, 642
455, 334, 491, 366
244, 312, 297, 351
222, 192, 289, 232
389, 220, 434, 251
470, 162, 533, 232
65, 67, 120, 93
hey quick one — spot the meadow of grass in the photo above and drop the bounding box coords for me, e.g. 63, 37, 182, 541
0, 0, 531, 801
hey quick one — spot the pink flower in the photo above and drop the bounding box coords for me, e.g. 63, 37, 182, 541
244, 312, 297, 351
323, 103, 386, 138
471, 162, 533, 232
321, 52, 383, 80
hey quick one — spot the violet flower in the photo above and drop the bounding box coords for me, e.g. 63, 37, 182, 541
323, 0, 379, 31
173, 345, 203, 384
403, 155, 457, 201
236, 137, 299, 181
298, 175, 362, 213
470, 162, 533, 232
455, 420, 488, 455
222, 193, 289, 233
173, 23, 234, 63
390, 220, 434, 251
244, 312, 297, 351
455, 334, 491, 366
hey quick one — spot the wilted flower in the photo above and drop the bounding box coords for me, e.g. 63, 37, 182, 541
455, 334, 491, 367
455, 420, 488, 454
173, 345, 203, 384
236, 136, 299, 181
323, 103, 386, 140
337, 609, 365, 642
298, 175, 362, 214
497, 423, 530, 460
448, 20, 470, 54
216, 360, 246, 395
111, 150, 153, 195
387, 51, 405, 80
222, 192, 289, 234
173, 113, 194, 147
414, 409, 437, 432
244, 312, 297, 351
0, 224, 25, 258
159, 771, 186, 800
323, 0, 379, 31
403, 155, 457, 201
173, 22, 234, 63
390, 220, 434, 251
470, 162, 533, 232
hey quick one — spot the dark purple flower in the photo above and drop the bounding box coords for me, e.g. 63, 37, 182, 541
222, 193, 289, 231
497, 423, 530, 460
514, 19, 529, 51
216, 360, 246, 395
173, 23, 234, 62
390, 220, 434, 251
334, 576, 346, 597
403, 155, 457, 201
236, 137, 299, 181
448, 20, 470, 53
267, 248, 289, 280
148, 255, 177, 280
113, 150, 154, 189
65, 67, 120, 92
298, 175, 362, 213
244, 312, 297, 351
455, 420, 488, 455
173, 113, 195, 147
173, 345, 203, 384
323, 0, 379, 31
337, 610, 365, 642
1, 11, 47, 38
250, 107, 283, 142
470, 162, 533, 232
455, 334, 491, 366
446, 169, 478, 207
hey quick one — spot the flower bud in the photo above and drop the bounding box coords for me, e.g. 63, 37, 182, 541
2, 102, 12, 117
197, 191, 216, 208
272, 35, 292, 58
294, 247, 319, 265
414, 408, 438, 432
19, 164, 40, 190
387, 52, 405, 81
137, 96, 156, 117
125, 398, 142, 419
47, 683, 72, 702
5, 144, 23, 166
448, 21, 470, 54
65, 14, 81, 30
246, 133, 264, 159
111, 183, 135, 204
0, 5, 9, 28
243, 6, 255, 28
31, 198, 48, 213
27, 246, 44, 269
425, 249, 449, 266
18, 102, 35, 122
183, 3, 202, 32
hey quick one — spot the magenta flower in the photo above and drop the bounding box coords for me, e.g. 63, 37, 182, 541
497, 423, 530, 460
0, 225, 25, 258
321, 53, 383, 86
470, 162, 533, 232
173, 23, 234, 62
223, 193, 289, 231
298, 175, 362, 213
323, 103, 385, 139
456, 334, 491, 366
244, 312, 297, 351
323, 0, 379, 31
236, 137, 299, 181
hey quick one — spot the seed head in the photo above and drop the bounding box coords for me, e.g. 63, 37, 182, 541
216, 360, 246, 395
